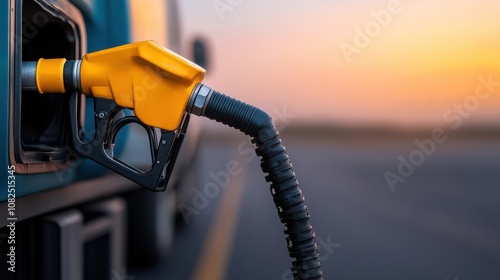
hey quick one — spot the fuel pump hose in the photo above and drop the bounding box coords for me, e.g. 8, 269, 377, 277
187, 84, 323, 280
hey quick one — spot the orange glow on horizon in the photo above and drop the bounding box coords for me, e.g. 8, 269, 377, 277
177, 1, 500, 126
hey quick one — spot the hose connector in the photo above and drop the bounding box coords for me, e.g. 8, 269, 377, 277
186, 83, 214, 117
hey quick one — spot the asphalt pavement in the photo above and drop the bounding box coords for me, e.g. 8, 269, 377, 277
133, 127, 500, 280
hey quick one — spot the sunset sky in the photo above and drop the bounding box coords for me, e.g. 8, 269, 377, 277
142, 0, 500, 128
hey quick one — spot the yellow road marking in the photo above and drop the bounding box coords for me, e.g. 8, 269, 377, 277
191, 157, 247, 280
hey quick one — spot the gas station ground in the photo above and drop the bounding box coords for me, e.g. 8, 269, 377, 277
133, 126, 500, 280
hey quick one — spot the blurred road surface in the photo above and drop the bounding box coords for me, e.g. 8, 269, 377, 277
133, 127, 500, 280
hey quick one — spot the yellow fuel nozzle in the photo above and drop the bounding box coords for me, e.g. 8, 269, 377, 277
23, 41, 206, 131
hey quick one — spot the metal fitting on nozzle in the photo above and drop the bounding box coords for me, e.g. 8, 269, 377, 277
21, 61, 38, 91
186, 84, 214, 116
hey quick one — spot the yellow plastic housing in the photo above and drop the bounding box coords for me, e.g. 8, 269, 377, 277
80, 41, 206, 131
36, 58, 66, 94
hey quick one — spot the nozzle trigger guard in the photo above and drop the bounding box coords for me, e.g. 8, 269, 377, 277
69, 94, 187, 192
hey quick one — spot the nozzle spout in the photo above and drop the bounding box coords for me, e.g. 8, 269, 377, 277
21, 59, 81, 93
21, 61, 38, 91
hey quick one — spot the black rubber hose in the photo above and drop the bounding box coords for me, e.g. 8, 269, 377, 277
202, 90, 323, 280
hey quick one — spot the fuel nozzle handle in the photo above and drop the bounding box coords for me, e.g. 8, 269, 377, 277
21, 41, 206, 131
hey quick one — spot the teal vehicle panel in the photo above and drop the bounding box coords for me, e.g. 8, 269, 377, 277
0, 1, 11, 202
3, 1, 80, 203
70, 0, 131, 51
